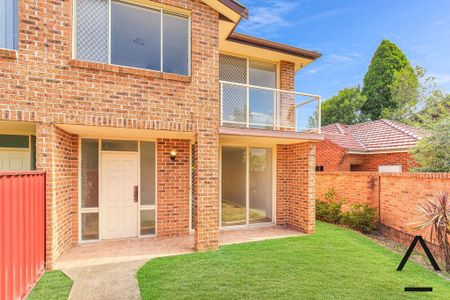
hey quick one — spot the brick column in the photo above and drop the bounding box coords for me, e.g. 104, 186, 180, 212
276, 142, 316, 233
36, 124, 78, 268
157, 139, 191, 237
279, 61, 296, 130
194, 132, 220, 252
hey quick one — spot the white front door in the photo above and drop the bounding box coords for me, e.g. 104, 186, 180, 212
101, 153, 139, 239
0, 149, 31, 171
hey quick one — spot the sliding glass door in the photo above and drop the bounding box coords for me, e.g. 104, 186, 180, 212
221, 146, 273, 227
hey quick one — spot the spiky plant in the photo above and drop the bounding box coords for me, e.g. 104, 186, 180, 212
414, 192, 450, 272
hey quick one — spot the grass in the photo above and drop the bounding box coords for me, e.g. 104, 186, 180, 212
27, 271, 73, 300
138, 222, 450, 299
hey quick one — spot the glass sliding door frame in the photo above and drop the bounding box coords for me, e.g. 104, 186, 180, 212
219, 144, 276, 228
78, 137, 159, 243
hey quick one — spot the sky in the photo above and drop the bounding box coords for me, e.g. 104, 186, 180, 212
236, 0, 450, 100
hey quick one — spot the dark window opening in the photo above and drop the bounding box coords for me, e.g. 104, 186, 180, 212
316, 166, 324, 172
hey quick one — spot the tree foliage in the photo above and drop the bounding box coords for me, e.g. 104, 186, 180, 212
320, 87, 367, 126
362, 40, 417, 120
411, 118, 450, 173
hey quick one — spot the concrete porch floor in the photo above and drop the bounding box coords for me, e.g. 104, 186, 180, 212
55, 225, 303, 269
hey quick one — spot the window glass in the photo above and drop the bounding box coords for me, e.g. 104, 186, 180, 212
140, 142, 156, 206
249, 148, 273, 224
81, 213, 99, 240
0, 0, 18, 50
221, 146, 247, 227
30, 135, 36, 170
140, 210, 156, 235
76, 0, 109, 63
0, 135, 29, 148
101, 140, 138, 152
163, 12, 189, 75
111, 1, 161, 71
249, 61, 277, 88
81, 139, 99, 208
249, 61, 277, 128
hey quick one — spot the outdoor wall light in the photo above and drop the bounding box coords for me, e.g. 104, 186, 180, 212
170, 149, 177, 161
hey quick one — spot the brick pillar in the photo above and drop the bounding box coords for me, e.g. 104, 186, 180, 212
194, 132, 220, 251
276, 142, 316, 234
157, 139, 191, 237
279, 61, 296, 130
36, 124, 78, 269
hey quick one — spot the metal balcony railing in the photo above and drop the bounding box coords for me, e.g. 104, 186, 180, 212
220, 81, 321, 133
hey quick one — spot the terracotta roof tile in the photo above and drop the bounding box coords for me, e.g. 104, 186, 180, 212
321, 120, 426, 152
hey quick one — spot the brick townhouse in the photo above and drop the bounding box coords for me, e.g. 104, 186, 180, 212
316, 120, 425, 172
0, 0, 324, 268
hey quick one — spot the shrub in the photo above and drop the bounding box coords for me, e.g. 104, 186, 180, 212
316, 200, 343, 224
340, 204, 378, 234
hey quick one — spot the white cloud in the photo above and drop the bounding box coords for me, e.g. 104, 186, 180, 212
238, 0, 300, 36
298, 8, 352, 24
304, 52, 362, 75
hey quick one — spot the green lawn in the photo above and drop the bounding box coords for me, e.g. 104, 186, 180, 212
138, 222, 450, 299
27, 271, 73, 300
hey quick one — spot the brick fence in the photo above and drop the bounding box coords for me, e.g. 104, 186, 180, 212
316, 172, 450, 252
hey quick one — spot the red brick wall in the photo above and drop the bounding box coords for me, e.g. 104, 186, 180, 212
276, 143, 316, 233
279, 61, 296, 130
317, 172, 450, 249
157, 139, 191, 237
363, 152, 416, 171
315, 140, 348, 171
316, 140, 417, 171
0, 0, 221, 262
36, 124, 78, 268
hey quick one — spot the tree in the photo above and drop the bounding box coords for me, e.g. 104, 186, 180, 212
362, 40, 417, 120
409, 90, 450, 129
381, 67, 420, 121
320, 87, 367, 126
411, 118, 450, 172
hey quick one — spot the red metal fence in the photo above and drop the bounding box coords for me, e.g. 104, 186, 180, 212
0, 171, 46, 300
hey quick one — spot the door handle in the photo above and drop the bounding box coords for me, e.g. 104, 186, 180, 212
134, 185, 139, 203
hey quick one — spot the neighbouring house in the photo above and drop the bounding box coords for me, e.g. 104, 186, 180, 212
0, 0, 323, 268
316, 120, 425, 172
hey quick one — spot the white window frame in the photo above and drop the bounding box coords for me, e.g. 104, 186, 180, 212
219, 54, 279, 129
219, 144, 277, 229
73, 0, 192, 76
0, 0, 18, 51
0, 133, 34, 171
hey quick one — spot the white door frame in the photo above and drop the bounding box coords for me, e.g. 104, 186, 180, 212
78, 138, 159, 243
219, 144, 277, 229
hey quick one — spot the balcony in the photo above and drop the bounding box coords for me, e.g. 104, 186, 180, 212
220, 81, 321, 134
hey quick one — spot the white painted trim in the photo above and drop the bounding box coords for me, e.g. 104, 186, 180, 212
72, 0, 77, 60
348, 149, 410, 155
73, 0, 191, 75
78, 138, 158, 243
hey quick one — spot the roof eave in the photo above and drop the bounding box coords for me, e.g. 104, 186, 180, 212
227, 32, 322, 61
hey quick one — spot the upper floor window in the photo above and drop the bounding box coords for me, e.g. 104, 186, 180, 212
0, 0, 18, 50
220, 54, 278, 129
75, 0, 190, 75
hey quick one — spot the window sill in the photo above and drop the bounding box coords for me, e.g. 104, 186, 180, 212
0, 48, 18, 60
68, 60, 191, 83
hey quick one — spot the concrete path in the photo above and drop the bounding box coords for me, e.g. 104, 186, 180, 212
56, 226, 303, 299
63, 259, 146, 300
